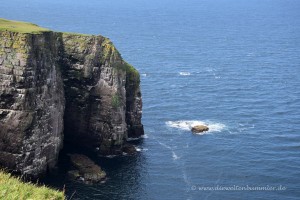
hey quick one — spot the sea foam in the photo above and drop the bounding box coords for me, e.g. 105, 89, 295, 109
172, 151, 180, 160
179, 72, 191, 76
165, 120, 226, 134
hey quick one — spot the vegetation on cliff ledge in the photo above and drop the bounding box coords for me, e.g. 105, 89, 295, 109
0, 171, 65, 200
113, 62, 140, 93
124, 62, 141, 93
0, 18, 49, 34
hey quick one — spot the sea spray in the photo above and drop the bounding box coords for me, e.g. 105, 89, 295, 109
166, 120, 226, 133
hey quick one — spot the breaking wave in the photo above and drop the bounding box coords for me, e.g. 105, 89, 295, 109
165, 120, 226, 134
172, 151, 180, 160
134, 146, 148, 152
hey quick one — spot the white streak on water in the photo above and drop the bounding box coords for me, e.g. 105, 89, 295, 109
157, 140, 180, 160
141, 134, 149, 139
179, 72, 191, 76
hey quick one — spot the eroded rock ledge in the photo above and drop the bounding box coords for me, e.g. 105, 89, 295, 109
0, 18, 143, 177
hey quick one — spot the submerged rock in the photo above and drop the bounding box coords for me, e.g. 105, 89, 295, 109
67, 170, 80, 180
68, 154, 106, 184
191, 125, 209, 133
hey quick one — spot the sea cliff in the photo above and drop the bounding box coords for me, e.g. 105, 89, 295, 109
0, 18, 143, 177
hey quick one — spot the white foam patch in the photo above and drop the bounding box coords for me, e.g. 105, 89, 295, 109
134, 146, 148, 152
141, 134, 149, 139
165, 120, 226, 133
179, 72, 191, 76
135, 147, 142, 152
172, 151, 180, 160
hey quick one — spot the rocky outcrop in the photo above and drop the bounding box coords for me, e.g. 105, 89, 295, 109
68, 154, 106, 184
191, 125, 209, 133
0, 18, 143, 177
122, 144, 137, 155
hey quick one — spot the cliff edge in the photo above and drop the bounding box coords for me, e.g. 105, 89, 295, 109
0, 18, 143, 177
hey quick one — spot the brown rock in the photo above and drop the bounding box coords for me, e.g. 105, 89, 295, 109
191, 125, 209, 133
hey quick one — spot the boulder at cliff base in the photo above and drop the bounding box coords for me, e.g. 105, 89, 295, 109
68, 154, 106, 184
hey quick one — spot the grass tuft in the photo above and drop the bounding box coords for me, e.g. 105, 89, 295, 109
0, 170, 65, 200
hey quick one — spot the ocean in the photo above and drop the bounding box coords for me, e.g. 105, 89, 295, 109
1, 0, 300, 199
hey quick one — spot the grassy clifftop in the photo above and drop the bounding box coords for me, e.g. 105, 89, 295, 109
0, 171, 65, 200
0, 18, 49, 34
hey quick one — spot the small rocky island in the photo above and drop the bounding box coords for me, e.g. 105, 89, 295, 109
0, 18, 144, 178
191, 125, 209, 133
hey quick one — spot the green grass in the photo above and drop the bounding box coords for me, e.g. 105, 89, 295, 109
0, 170, 65, 200
113, 62, 140, 94
123, 63, 140, 93
62, 32, 92, 37
111, 94, 121, 108
0, 18, 49, 34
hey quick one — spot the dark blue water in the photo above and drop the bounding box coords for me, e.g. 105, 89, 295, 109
1, 0, 300, 199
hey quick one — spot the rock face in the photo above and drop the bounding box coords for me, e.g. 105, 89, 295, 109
0, 31, 65, 176
0, 18, 143, 177
68, 154, 106, 184
191, 125, 209, 133
62, 33, 143, 155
